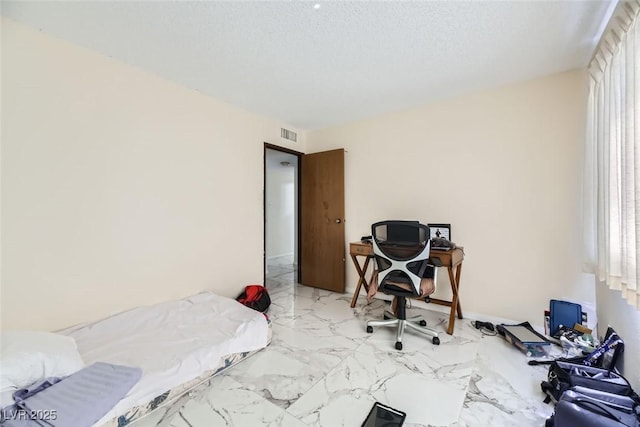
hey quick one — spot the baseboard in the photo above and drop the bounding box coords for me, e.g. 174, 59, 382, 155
345, 283, 545, 335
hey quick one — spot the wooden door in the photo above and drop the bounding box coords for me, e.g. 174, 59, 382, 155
300, 149, 345, 292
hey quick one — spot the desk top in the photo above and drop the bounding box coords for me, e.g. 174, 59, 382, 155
349, 241, 463, 267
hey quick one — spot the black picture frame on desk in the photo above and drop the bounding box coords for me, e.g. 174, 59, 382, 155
428, 223, 451, 241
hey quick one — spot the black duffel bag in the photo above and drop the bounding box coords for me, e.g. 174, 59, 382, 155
541, 361, 634, 404
547, 387, 640, 427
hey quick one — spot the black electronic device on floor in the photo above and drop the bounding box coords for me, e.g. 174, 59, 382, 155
361, 402, 406, 427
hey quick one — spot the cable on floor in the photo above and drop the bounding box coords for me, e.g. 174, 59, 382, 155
470, 320, 497, 336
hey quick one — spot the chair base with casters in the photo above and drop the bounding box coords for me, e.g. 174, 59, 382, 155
366, 294, 440, 350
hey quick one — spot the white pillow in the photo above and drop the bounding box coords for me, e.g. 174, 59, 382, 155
0, 331, 85, 393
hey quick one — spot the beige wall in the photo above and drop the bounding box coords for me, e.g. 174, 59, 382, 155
307, 69, 595, 325
1, 19, 304, 331
1, 18, 601, 336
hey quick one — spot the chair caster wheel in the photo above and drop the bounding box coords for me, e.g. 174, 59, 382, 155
395, 341, 403, 350
432, 337, 440, 345
419, 320, 427, 327
366, 326, 373, 333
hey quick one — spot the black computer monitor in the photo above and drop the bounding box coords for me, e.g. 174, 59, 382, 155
386, 221, 420, 245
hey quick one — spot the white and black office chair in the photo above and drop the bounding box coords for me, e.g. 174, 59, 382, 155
366, 220, 440, 350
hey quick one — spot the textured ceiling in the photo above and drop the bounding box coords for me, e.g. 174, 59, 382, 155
2, 1, 615, 130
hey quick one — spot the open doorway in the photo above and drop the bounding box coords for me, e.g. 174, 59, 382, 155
264, 144, 301, 288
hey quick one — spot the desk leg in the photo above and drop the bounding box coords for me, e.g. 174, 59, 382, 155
446, 265, 464, 335
454, 263, 463, 319
350, 255, 371, 308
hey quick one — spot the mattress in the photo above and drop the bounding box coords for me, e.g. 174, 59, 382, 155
102, 323, 272, 427
58, 291, 270, 427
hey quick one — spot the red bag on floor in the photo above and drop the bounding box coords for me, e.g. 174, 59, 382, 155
236, 285, 271, 313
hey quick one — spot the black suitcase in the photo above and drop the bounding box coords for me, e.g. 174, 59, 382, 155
549, 388, 640, 427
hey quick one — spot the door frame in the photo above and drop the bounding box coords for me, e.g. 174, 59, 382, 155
263, 142, 303, 286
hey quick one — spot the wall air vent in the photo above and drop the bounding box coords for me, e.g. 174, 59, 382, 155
281, 128, 297, 142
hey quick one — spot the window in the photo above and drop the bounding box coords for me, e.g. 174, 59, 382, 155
584, 0, 640, 309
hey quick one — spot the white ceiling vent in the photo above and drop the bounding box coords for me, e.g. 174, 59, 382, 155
281, 128, 297, 142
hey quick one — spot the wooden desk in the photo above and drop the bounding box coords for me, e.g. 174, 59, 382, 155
349, 241, 465, 335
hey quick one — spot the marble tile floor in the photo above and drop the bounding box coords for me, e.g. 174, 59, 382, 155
134, 268, 556, 427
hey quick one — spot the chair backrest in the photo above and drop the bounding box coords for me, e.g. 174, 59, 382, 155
371, 221, 431, 295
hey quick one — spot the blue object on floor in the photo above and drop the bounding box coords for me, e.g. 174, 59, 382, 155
549, 300, 582, 336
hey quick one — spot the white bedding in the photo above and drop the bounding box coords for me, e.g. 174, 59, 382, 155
60, 291, 269, 426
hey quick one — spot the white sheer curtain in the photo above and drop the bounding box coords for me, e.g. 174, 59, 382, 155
584, 0, 640, 309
